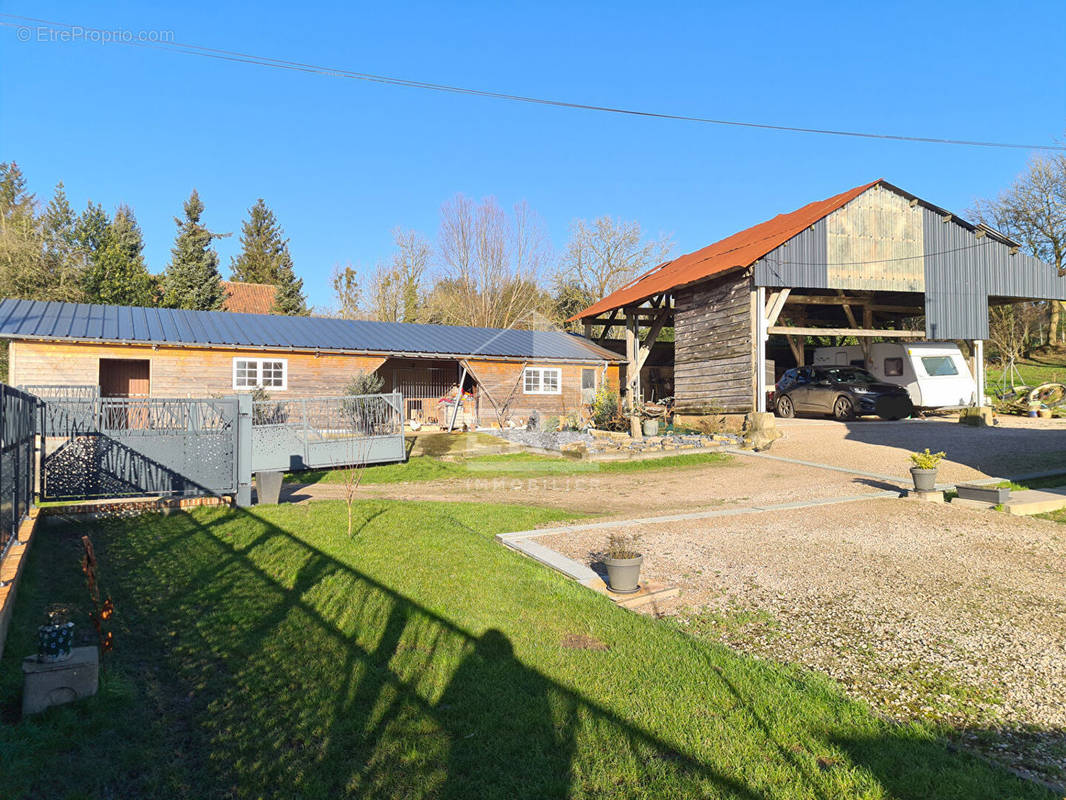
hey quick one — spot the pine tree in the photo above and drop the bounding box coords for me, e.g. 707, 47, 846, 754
25, 183, 85, 302
162, 190, 225, 310
87, 206, 155, 306
231, 199, 290, 284
271, 254, 308, 315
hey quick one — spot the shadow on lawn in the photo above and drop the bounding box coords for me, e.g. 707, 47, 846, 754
3, 510, 1056, 800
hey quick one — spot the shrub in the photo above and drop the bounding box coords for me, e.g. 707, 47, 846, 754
910, 448, 946, 470
589, 383, 625, 431
345, 370, 385, 397
606, 532, 641, 560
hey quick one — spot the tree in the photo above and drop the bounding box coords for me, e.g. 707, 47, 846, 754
85, 206, 156, 306
162, 190, 226, 310
231, 199, 291, 285
270, 256, 309, 315
329, 263, 362, 319
366, 228, 430, 322
973, 155, 1066, 344
553, 216, 672, 323
434, 195, 551, 329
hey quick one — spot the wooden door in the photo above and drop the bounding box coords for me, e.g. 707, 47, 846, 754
99, 359, 150, 397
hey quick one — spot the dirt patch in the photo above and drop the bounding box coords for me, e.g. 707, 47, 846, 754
560, 633, 609, 651
540, 498, 1066, 787
292, 457, 892, 518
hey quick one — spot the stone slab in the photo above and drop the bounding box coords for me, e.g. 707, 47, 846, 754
903, 489, 945, 503
587, 579, 681, 609
1004, 488, 1066, 516
22, 646, 99, 716
950, 497, 997, 512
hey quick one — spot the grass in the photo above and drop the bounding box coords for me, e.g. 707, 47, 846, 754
287, 450, 732, 485
986, 353, 1066, 395
0, 500, 1052, 800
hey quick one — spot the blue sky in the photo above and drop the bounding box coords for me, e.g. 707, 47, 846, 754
3, 1, 1065, 310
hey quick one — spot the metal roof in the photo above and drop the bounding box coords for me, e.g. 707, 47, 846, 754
573, 181, 879, 319
0, 299, 621, 363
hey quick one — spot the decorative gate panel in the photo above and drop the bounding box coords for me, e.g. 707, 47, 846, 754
40, 397, 238, 501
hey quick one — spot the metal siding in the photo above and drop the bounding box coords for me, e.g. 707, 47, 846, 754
0, 299, 616, 362
922, 208, 988, 339
753, 218, 828, 288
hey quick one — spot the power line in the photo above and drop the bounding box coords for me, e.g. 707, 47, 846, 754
760, 237, 1001, 268
4, 12, 1066, 153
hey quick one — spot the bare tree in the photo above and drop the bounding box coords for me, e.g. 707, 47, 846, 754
434, 195, 551, 329
555, 216, 673, 302
973, 154, 1066, 344
367, 228, 430, 322
326, 263, 363, 319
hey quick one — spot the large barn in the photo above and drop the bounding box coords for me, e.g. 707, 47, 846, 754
0, 300, 621, 427
575, 179, 1066, 420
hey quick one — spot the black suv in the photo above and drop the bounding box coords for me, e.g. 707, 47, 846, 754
774, 366, 913, 420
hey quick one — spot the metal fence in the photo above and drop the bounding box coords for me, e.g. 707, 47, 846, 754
0, 385, 36, 565
251, 392, 405, 472
40, 396, 239, 501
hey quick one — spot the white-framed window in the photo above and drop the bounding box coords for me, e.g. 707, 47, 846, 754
233, 357, 288, 391
523, 367, 561, 395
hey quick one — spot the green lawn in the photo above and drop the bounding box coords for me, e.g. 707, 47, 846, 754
986, 354, 1066, 393
0, 500, 1050, 800
288, 450, 732, 485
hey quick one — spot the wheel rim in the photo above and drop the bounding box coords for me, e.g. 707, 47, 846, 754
835, 398, 851, 417
779, 397, 792, 415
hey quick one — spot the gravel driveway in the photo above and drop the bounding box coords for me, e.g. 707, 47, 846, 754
772, 415, 1066, 484
539, 498, 1066, 788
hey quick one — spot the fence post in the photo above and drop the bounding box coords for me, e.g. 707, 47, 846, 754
235, 394, 253, 507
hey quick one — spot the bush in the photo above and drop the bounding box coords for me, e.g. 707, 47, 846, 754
606, 532, 641, 560
589, 383, 625, 431
910, 448, 946, 470
345, 370, 385, 397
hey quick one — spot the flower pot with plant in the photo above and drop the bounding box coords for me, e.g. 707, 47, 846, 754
37, 605, 75, 663
604, 533, 643, 594
909, 448, 945, 492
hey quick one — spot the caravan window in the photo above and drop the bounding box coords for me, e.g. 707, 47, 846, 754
884, 357, 904, 377
921, 356, 958, 376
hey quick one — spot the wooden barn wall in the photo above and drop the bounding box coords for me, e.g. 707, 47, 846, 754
672, 272, 754, 413
8, 341, 387, 398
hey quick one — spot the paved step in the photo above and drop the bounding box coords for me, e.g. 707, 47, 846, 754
585, 578, 681, 609
1004, 488, 1066, 516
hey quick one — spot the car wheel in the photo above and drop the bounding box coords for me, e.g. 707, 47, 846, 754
832, 395, 854, 421
775, 394, 795, 418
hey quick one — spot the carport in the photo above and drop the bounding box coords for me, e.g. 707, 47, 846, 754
572, 179, 1066, 427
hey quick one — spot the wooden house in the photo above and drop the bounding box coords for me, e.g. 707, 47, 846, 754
0, 300, 621, 427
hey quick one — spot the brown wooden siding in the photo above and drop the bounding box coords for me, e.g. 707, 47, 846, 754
672, 271, 754, 413
464, 359, 620, 423
9, 342, 386, 398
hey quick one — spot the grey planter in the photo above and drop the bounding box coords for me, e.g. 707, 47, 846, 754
956, 483, 1011, 505
605, 555, 643, 594
255, 470, 284, 505
642, 419, 660, 437
910, 467, 938, 492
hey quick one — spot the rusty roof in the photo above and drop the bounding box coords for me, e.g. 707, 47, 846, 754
572, 180, 881, 319
221, 281, 276, 314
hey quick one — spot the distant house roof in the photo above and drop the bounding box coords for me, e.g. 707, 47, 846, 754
221, 281, 275, 314
0, 299, 621, 363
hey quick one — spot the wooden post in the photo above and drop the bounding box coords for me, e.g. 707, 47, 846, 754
583, 320, 593, 340
861, 306, 874, 368
756, 287, 767, 413
625, 311, 642, 438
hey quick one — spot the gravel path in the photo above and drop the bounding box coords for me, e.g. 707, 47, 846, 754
773, 415, 1066, 484
539, 498, 1066, 787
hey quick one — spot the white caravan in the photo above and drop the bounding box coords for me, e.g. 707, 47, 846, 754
812, 341, 977, 409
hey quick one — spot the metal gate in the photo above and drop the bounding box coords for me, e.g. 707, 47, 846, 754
251, 392, 405, 472
39, 395, 239, 501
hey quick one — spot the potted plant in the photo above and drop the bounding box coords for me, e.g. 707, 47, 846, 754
604, 533, 643, 594
909, 448, 945, 492
37, 605, 75, 663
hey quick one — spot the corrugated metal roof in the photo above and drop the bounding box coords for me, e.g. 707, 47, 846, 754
572, 180, 881, 319
0, 299, 621, 363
